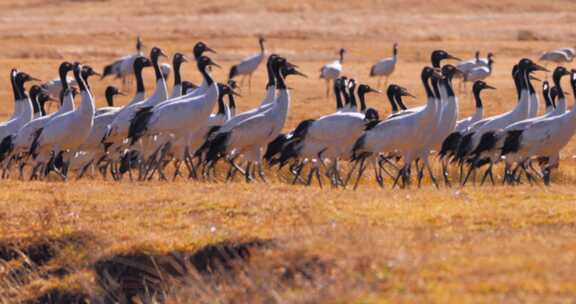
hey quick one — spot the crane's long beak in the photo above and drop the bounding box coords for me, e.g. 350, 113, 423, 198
209, 62, 221, 69
402, 91, 416, 98
30, 76, 41, 82
529, 75, 541, 82
293, 69, 307, 78
448, 54, 462, 61
205, 47, 217, 54
532, 62, 549, 72
485, 84, 497, 90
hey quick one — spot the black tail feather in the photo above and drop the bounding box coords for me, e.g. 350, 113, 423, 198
501, 130, 523, 156
453, 132, 474, 164
264, 133, 290, 162
439, 131, 462, 160
204, 132, 230, 164
268, 119, 315, 166
470, 131, 498, 159
128, 106, 154, 145
194, 126, 223, 160
0, 135, 14, 162
271, 138, 302, 168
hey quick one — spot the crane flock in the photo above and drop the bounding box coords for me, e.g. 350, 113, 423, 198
0, 36, 575, 189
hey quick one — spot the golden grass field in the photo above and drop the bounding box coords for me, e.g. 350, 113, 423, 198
2, 0, 576, 302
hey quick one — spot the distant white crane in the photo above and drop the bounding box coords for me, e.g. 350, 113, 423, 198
370, 43, 398, 89
320, 48, 345, 97
228, 36, 266, 91
101, 36, 144, 87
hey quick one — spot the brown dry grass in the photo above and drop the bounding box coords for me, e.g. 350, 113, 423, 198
1, 0, 576, 303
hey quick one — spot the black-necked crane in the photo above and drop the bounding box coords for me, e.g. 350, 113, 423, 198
500, 69, 576, 185
370, 43, 398, 89
30, 63, 97, 180
101, 36, 144, 88
228, 36, 266, 91
320, 48, 345, 97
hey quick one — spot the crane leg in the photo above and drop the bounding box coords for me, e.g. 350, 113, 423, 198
442, 160, 451, 187
248, 74, 252, 93
344, 159, 360, 187
543, 167, 552, 185
291, 161, 305, 185
314, 166, 323, 188
392, 165, 405, 189
425, 161, 439, 189
325, 79, 330, 98
173, 160, 182, 181
462, 165, 475, 186
306, 166, 316, 186
257, 162, 267, 183
480, 163, 494, 186
373, 158, 384, 188
353, 158, 367, 190
244, 161, 253, 183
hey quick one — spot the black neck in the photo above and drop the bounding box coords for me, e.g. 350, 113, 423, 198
387, 89, 399, 112
553, 72, 565, 100
32, 95, 41, 114
443, 78, 455, 98
527, 73, 536, 95
431, 78, 441, 99
200, 64, 214, 86
228, 93, 236, 111
74, 68, 87, 92
543, 86, 552, 108
135, 65, 145, 94
265, 60, 275, 89
39, 100, 47, 116
422, 73, 434, 99
217, 88, 226, 114
81, 70, 92, 91
173, 59, 182, 87
394, 94, 408, 110
274, 64, 286, 90
358, 91, 367, 112
431, 56, 442, 68
341, 83, 350, 106
59, 67, 69, 92
152, 54, 163, 81
15, 77, 27, 101
348, 86, 357, 108
106, 92, 114, 107
334, 83, 343, 109
473, 88, 483, 108
513, 71, 522, 100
